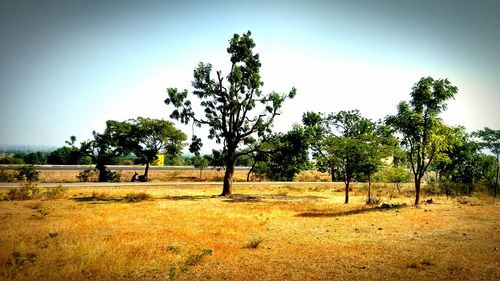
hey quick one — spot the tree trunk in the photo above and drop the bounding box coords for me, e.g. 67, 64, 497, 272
414, 174, 421, 206
221, 152, 236, 196
97, 163, 107, 182
247, 160, 257, 182
199, 168, 203, 179
345, 179, 350, 204
144, 162, 150, 181
367, 173, 371, 203
330, 164, 336, 182
495, 154, 499, 200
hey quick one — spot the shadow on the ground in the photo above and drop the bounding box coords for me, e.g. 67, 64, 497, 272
297, 203, 407, 218
164, 195, 215, 201
72, 196, 123, 204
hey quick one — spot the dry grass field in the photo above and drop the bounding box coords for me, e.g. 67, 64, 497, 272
36, 169, 254, 183
0, 183, 499, 280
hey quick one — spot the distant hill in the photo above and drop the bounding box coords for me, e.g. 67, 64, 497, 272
0, 144, 58, 153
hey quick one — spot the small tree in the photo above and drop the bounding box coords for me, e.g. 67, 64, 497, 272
80, 122, 128, 182
386, 77, 458, 205
436, 128, 480, 196
192, 154, 210, 179
251, 125, 311, 181
127, 117, 186, 181
312, 110, 387, 204
165, 31, 296, 196
474, 127, 500, 199
12, 165, 41, 200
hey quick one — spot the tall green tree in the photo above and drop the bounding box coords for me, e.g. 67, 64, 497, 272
386, 77, 458, 205
474, 127, 500, 198
165, 31, 296, 196
128, 117, 186, 181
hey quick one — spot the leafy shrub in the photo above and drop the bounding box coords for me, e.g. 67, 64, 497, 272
4, 183, 42, 201
105, 169, 122, 182
0, 157, 25, 164
0, 170, 15, 182
15, 165, 39, 182
43, 185, 67, 199
77, 168, 99, 182
3, 165, 42, 200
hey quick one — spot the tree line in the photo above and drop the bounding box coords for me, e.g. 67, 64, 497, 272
2, 31, 498, 206
164, 31, 499, 205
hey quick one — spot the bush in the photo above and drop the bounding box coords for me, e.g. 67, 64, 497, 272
0, 157, 25, 164
15, 165, 39, 182
43, 185, 67, 199
77, 168, 99, 182
2, 165, 43, 200
0, 170, 15, 182
4, 183, 42, 201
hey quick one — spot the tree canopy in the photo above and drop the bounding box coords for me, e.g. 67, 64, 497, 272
165, 31, 296, 196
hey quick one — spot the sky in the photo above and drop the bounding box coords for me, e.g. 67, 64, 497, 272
1, 0, 499, 152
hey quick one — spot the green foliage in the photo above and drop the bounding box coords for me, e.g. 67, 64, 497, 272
43, 185, 67, 199
0, 170, 15, 182
165, 31, 295, 195
185, 248, 213, 267
4, 184, 42, 201
128, 117, 187, 179
77, 168, 99, 182
192, 154, 209, 178
15, 165, 40, 182
306, 110, 395, 203
47, 136, 85, 165
0, 157, 25, 164
23, 151, 47, 164
386, 76, 458, 205
252, 125, 311, 181
474, 127, 500, 197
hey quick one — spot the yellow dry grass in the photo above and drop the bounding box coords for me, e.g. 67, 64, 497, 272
0, 183, 499, 280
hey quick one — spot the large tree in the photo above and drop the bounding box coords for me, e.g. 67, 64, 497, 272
474, 127, 500, 198
165, 31, 296, 196
386, 77, 458, 205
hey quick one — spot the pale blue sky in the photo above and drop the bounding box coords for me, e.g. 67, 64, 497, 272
1, 0, 499, 150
